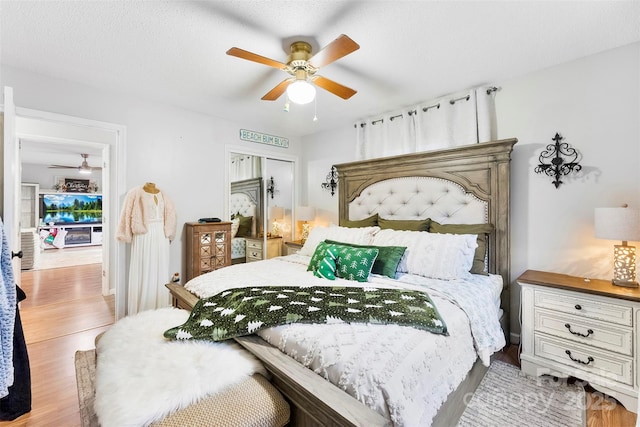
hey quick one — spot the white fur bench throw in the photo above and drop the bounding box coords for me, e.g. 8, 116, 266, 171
94, 307, 267, 427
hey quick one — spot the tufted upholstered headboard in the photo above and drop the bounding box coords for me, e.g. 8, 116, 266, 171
335, 138, 517, 340
230, 177, 263, 237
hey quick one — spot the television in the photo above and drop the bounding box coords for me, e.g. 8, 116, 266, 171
41, 193, 102, 225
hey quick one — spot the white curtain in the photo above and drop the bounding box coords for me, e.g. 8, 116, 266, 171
230, 155, 262, 181
356, 86, 497, 160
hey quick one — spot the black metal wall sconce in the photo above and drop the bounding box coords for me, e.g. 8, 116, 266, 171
534, 133, 582, 189
266, 176, 276, 199
321, 166, 338, 196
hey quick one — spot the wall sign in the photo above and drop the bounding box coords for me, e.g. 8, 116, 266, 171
240, 129, 289, 148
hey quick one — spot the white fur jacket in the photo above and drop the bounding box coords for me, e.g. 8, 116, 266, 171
116, 186, 177, 243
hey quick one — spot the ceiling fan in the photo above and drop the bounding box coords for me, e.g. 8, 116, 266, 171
226, 34, 360, 104
49, 153, 101, 175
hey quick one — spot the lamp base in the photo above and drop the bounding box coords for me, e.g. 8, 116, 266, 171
612, 279, 639, 288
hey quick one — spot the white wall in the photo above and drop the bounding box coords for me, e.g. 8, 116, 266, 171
300, 42, 640, 339
22, 163, 103, 192
498, 42, 640, 337
1, 65, 303, 312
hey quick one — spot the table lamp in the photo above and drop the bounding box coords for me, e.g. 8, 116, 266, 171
595, 205, 640, 287
269, 206, 285, 237
297, 206, 315, 243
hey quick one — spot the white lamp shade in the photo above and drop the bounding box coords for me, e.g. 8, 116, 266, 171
269, 206, 285, 219
595, 207, 640, 241
286, 81, 316, 105
297, 206, 315, 221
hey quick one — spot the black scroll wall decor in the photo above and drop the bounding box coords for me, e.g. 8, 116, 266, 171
534, 133, 582, 189
321, 166, 338, 196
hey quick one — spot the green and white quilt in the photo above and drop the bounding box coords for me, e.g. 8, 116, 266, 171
164, 285, 448, 341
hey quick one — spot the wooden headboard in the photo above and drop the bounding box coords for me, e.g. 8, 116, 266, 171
335, 138, 517, 338
230, 177, 263, 237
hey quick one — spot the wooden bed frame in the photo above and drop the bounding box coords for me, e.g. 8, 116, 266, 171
168, 138, 517, 426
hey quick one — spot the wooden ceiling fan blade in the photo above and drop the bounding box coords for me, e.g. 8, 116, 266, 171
312, 76, 357, 100
262, 78, 293, 101
226, 47, 288, 70
49, 165, 76, 169
308, 34, 360, 69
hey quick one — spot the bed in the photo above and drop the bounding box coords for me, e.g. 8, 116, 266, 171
229, 177, 263, 264
168, 138, 517, 426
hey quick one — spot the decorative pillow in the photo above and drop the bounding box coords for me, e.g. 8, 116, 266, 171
339, 213, 379, 228
429, 221, 494, 275
230, 218, 240, 238
314, 247, 338, 280
298, 225, 380, 257
325, 239, 406, 279
307, 241, 333, 272
378, 217, 430, 231
236, 214, 253, 237
333, 245, 379, 282
371, 229, 477, 280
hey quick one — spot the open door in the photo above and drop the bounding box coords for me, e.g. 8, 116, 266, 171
2, 86, 22, 284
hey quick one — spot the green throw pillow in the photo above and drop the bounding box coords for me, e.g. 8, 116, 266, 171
429, 220, 494, 275
325, 240, 406, 279
333, 245, 379, 282
307, 241, 379, 282
378, 217, 430, 231
314, 247, 338, 280
339, 213, 379, 228
307, 241, 333, 272
236, 214, 253, 237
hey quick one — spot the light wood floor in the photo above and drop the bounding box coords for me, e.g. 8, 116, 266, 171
0, 263, 636, 426
1, 263, 114, 427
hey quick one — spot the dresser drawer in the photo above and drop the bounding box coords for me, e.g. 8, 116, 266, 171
246, 249, 263, 262
534, 308, 633, 356
534, 334, 634, 386
246, 240, 263, 250
534, 289, 633, 326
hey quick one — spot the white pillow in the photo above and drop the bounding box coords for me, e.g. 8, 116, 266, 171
298, 225, 380, 256
371, 229, 477, 280
52, 229, 68, 249
230, 218, 240, 238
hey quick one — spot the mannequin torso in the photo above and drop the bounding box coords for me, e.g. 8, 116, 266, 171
143, 182, 160, 194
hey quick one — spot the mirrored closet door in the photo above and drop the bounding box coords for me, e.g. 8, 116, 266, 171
227, 150, 296, 264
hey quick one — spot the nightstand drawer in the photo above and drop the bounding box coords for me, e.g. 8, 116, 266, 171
247, 240, 263, 250
534, 308, 633, 356
534, 289, 633, 326
247, 249, 262, 261
534, 334, 633, 386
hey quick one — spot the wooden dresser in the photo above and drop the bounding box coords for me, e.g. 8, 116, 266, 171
519, 269, 640, 412
185, 221, 232, 282
245, 236, 282, 262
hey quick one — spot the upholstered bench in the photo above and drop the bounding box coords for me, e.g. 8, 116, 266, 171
89, 308, 290, 427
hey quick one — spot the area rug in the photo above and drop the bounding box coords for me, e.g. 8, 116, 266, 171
457, 360, 586, 427
33, 246, 102, 270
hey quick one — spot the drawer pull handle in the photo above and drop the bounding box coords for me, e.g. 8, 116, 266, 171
574, 304, 582, 310
564, 323, 594, 338
565, 350, 594, 366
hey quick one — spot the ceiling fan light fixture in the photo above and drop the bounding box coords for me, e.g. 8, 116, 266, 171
286, 80, 316, 105
78, 166, 92, 175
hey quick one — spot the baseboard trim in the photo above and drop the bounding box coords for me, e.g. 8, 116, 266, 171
510, 332, 520, 345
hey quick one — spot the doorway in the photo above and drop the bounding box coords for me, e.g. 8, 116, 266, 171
5, 103, 127, 319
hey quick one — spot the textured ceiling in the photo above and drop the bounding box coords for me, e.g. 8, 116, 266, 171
2, 0, 640, 159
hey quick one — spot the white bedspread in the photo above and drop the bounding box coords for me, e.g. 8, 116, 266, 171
184, 254, 505, 426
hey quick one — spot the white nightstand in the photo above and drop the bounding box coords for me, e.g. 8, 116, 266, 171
284, 240, 304, 255
245, 236, 282, 262
519, 269, 640, 413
